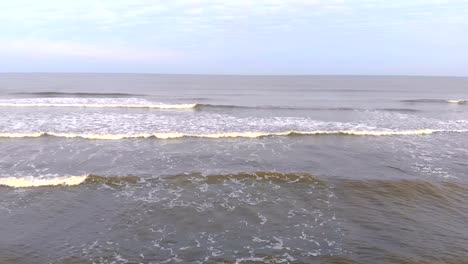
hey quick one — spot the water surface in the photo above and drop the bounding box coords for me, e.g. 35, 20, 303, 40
0, 74, 467, 263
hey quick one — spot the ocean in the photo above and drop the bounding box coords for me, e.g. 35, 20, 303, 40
0, 73, 467, 263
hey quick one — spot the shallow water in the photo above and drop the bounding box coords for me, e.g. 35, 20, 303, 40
0, 74, 467, 263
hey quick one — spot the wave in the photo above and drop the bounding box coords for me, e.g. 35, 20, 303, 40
0, 102, 197, 109
0, 129, 465, 140
0, 100, 419, 112
0, 174, 140, 188
3, 173, 467, 205
195, 104, 420, 112
447, 100, 467, 104
0, 175, 88, 188
194, 104, 320, 110
167, 172, 323, 185
0, 99, 422, 112
402, 99, 467, 104
335, 179, 468, 218
377, 108, 421, 113
11, 92, 144, 97
339, 179, 468, 199
84, 174, 141, 186
0, 172, 321, 188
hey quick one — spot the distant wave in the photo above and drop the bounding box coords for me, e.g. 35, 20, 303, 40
447, 100, 467, 104
11, 92, 145, 97
195, 104, 420, 112
377, 108, 421, 113
402, 99, 467, 104
0, 102, 197, 109
193, 104, 318, 111
0, 129, 465, 140
0, 100, 420, 112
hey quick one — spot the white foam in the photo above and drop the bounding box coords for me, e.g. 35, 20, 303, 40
447, 100, 466, 104
304, 129, 438, 136
0, 129, 464, 140
0, 132, 44, 138
0, 175, 88, 188
0, 102, 196, 109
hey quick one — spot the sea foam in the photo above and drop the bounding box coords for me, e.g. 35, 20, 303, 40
447, 100, 467, 104
0, 129, 464, 140
0, 102, 197, 109
0, 175, 88, 188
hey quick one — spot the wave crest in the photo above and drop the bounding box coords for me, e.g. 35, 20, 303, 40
0, 172, 321, 188
11, 92, 144, 97
402, 99, 467, 104
447, 100, 467, 104
0, 175, 88, 188
0, 129, 464, 140
85, 174, 141, 186
0, 102, 196, 109
167, 172, 323, 185
0, 101, 429, 111
0, 174, 141, 188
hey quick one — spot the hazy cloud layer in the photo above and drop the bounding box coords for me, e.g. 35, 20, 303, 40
1, 0, 467, 74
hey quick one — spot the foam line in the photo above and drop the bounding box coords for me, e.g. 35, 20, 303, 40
0, 129, 465, 140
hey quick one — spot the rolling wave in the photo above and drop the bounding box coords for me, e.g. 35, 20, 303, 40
0, 175, 88, 188
11, 92, 144, 97
2, 172, 467, 209
0, 129, 465, 140
0, 102, 197, 109
167, 172, 323, 185
195, 104, 421, 112
402, 99, 466, 104
194, 104, 320, 110
0, 172, 320, 188
0, 174, 139, 188
447, 100, 467, 104
338, 179, 468, 200
0, 101, 420, 112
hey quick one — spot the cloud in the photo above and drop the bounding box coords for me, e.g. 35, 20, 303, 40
0, 0, 467, 75
0, 39, 181, 61
0, 0, 351, 27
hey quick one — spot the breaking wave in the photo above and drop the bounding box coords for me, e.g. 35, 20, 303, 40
0, 98, 427, 112
0, 172, 321, 188
0, 102, 197, 109
3, 173, 467, 203
11, 92, 144, 97
0, 175, 88, 188
0, 129, 465, 140
195, 104, 421, 112
0, 99, 420, 112
402, 99, 467, 104
0, 174, 141, 188
447, 100, 467, 104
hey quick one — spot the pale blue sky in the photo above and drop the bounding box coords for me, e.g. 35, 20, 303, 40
1, 0, 467, 75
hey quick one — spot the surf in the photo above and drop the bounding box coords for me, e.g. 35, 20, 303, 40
0, 174, 142, 188
402, 99, 467, 104
0, 129, 465, 140
447, 100, 467, 104
11, 92, 145, 98
0, 175, 88, 188
0, 102, 197, 109
0, 172, 321, 188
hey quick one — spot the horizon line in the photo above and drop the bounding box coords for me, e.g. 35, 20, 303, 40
1, 72, 468, 78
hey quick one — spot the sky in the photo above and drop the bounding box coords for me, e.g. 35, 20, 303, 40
0, 0, 467, 75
